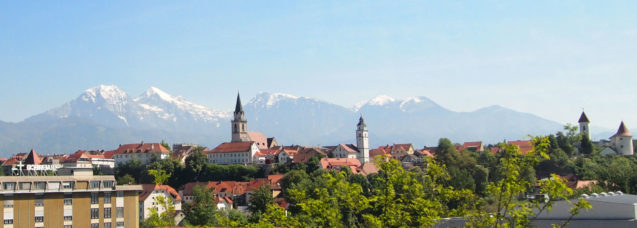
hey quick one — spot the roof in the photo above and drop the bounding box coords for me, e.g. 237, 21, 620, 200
415, 148, 434, 157
508, 140, 533, 155
205, 141, 255, 154
139, 184, 182, 202
183, 181, 249, 196
292, 147, 321, 163
612, 121, 632, 138
247, 132, 268, 149
369, 148, 387, 158
23, 149, 42, 165
360, 163, 379, 176
64, 150, 89, 163
463, 141, 483, 149
235, 92, 244, 113
320, 158, 361, 171
112, 142, 170, 155
578, 112, 590, 123
339, 144, 359, 154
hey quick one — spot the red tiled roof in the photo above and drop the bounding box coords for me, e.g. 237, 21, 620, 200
112, 142, 170, 155
369, 148, 387, 158
393, 144, 413, 151
64, 150, 89, 163
320, 158, 361, 172
489, 147, 499, 154
360, 163, 379, 176
183, 181, 250, 197
415, 149, 434, 157
248, 132, 268, 150
293, 148, 321, 163
24, 149, 42, 165
205, 141, 255, 154
0, 158, 7, 163
508, 140, 533, 155
103, 150, 116, 159
139, 184, 182, 202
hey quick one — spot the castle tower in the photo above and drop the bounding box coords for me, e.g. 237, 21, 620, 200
356, 115, 370, 164
611, 121, 633, 155
578, 111, 591, 139
231, 93, 250, 142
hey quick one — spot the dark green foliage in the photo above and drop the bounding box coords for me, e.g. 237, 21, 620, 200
183, 185, 217, 225
248, 185, 274, 214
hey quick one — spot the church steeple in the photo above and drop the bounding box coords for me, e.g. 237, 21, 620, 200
356, 115, 369, 164
578, 111, 590, 140
231, 92, 250, 142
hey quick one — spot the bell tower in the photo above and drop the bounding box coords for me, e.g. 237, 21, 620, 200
356, 115, 369, 164
578, 111, 590, 140
231, 92, 250, 142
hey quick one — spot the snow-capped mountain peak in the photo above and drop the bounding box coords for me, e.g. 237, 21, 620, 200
81, 85, 128, 104
250, 92, 301, 107
353, 95, 396, 111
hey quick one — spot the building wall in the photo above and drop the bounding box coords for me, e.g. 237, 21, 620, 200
15, 194, 34, 228
72, 192, 90, 228
44, 193, 63, 228
124, 191, 139, 228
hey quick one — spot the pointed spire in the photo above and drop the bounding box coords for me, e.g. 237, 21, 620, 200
235, 92, 243, 113
358, 114, 366, 128
615, 121, 633, 137
578, 112, 590, 123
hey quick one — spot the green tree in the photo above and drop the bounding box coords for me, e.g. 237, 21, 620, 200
148, 169, 169, 185
116, 174, 135, 185
183, 185, 217, 225
580, 134, 593, 155
185, 146, 207, 181
141, 195, 176, 228
466, 136, 591, 227
248, 185, 274, 214
161, 140, 171, 152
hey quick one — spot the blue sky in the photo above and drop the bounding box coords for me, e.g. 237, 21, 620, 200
1, 1, 637, 129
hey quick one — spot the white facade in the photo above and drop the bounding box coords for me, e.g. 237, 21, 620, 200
140, 188, 182, 221
207, 143, 259, 165
114, 153, 169, 166
278, 150, 293, 163
332, 144, 358, 159
610, 122, 633, 156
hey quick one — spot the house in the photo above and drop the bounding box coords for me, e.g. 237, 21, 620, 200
205, 141, 260, 165
139, 184, 182, 223
111, 142, 171, 166
293, 147, 325, 163
64, 150, 115, 173
320, 158, 362, 174
172, 144, 205, 165
253, 147, 282, 164
278, 146, 301, 164
462, 141, 484, 152
332, 144, 359, 159
507, 140, 533, 155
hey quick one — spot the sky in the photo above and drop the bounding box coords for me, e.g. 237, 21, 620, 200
1, 1, 637, 130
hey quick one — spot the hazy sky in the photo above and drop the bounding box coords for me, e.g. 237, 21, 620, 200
1, 1, 636, 130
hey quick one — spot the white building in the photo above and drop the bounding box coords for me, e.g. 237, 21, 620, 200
610, 122, 633, 156
332, 144, 359, 159
578, 111, 591, 139
111, 142, 171, 166
205, 141, 260, 165
139, 184, 182, 224
331, 116, 371, 164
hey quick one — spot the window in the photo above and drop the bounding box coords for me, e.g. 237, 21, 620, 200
19, 182, 31, 190
104, 192, 111, 203
64, 216, 72, 221
116, 222, 125, 227
91, 223, 99, 228
116, 207, 124, 218
104, 207, 112, 218
64, 225, 72, 228
34, 182, 46, 190
117, 191, 124, 197
104, 222, 112, 228
3, 219, 13, 224
103, 181, 114, 188
64, 198, 72, 205
62, 181, 74, 189
91, 208, 99, 219
90, 181, 100, 189
35, 216, 44, 222
35, 194, 44, 206
4, 196, 13, 208
3, 182, 15, 190
91, 192, 99, 204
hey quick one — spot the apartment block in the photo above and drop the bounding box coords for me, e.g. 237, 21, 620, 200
0, 166, 141, 228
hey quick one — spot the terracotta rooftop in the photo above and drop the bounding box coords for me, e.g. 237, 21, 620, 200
508, 140, 533, 155
112, 142, 170, 155
205, 141, 255, 154
248, 132, 268, 149
23, 149, 42, 165
320, 158, 362, 173
139, 184, 182, 202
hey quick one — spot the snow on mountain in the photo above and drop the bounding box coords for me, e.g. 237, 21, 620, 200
133, 87, 229, 123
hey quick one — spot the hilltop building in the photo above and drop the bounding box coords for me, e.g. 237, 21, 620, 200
601, 122, 634, 156
330, 116, 371, 164
578, 111, 591, 139
110, 142, 171, 166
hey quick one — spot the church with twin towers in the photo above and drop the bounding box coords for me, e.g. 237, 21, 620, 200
578, 111, 633, 156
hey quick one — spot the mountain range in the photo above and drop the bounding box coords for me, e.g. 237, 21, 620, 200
0, 85, 573, 157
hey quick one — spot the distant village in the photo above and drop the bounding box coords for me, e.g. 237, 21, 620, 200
0, 93, 634, 227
